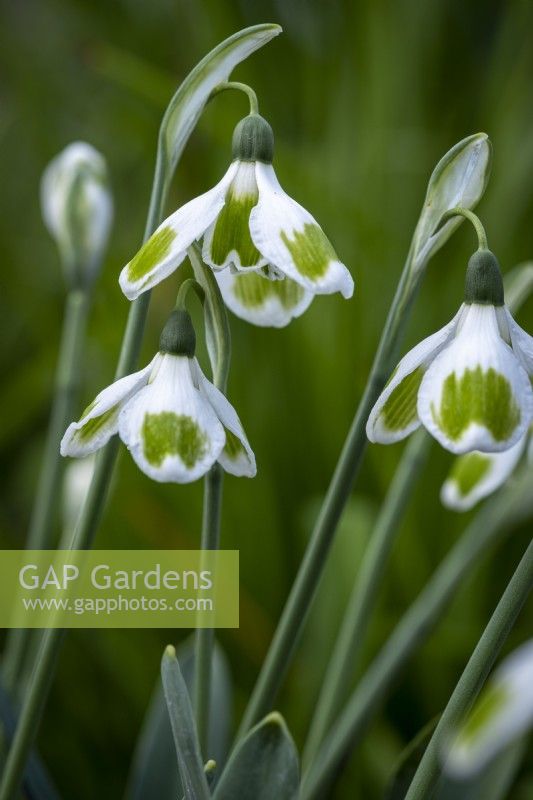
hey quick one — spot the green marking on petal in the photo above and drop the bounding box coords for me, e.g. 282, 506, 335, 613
77, 407, 118, 443
209, 187, 261, 268
449, 452, 492, 497
381, 367, 424, 431
455, 684, 509, 747
432, 367, 521, 442
232, 272, 306, 310
127, 226, 176, 282
223, 428, 245, 460
142, 412, 207, 468
280, 223, 337, 280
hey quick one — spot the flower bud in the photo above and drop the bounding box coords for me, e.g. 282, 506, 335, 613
41, 142, 113, 288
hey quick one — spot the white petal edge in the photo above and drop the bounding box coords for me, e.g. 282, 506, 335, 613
418, 305, 533, 454
366, 308, 464, 444
118, 355, 225, 483
440, 433, 527, 512
60, 356, 159, 457
118, 163, 238, 300
249, 162, 354, 298
193, 360, 256, 477
445, 640, 533, 778
214, 269, 314, 328
505, 307, 533, 376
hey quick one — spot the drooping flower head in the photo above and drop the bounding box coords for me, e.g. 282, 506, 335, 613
41, 142, 113, 287
61, 310, 255, 483
443, 640, 533, 778
367, 248, 533, 454
119, 113, 353, 321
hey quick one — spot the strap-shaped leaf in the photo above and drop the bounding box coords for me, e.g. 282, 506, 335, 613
213, 712, 299, 800
159, 24, 282, 178
161, 645, 210, 800
126, 639, 232, 800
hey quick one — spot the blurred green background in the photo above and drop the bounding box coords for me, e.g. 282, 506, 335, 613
1, 0, 532, 797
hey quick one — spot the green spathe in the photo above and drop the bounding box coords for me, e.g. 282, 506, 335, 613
142, 412, 207, 468
78, 407, 118, 443
449, 452, 492, 497
210, 188, 261, 268
431, 366, 521, 442
455, 683, 509, 746
232, 272, 306, 309
280, 223, 337, 280
382, 367, 424, 431
127, 226, 176, 282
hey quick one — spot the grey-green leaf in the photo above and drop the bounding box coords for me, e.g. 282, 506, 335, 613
161, 645, 210, 800
412, 133, 492, 271
160, 24, 282, 177
213, 712, 299, 800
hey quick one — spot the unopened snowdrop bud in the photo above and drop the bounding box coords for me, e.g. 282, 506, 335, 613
41, 142, 113, 288
444, 640, 533, 778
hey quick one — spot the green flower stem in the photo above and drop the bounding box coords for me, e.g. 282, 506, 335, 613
209, 81, 259, 114
303, 429, 431, 767
404, 538, 533, 800
0, 151, 168, 800
188, 243, 231, 755
237, 246, 424, 738
300, 468, 533, 800
3, 288, 90, 694
440, 208, 488, 251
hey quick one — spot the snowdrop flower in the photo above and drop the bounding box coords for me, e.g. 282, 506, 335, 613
60, 310, 255, 483
444, 640, 533, 778
441, 430, 532, 511
367, 249, 533, 454
119, 114, 353, 305
41, 142, 113, 286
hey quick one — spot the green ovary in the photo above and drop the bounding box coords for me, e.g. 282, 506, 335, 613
127, 226, 176, 282
280, 223, 337, 280
456, 684, 508, 746
223, 429, 245, 460
210, 188, 261, 268
381, 367, 424, 431
77, 407, 118, 443
232, 272, 305, 310
432, 367, 521, 442
449, 452, 492, 497
142, 412, 207, 468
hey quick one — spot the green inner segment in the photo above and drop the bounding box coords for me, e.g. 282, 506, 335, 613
232, 272, 305, 310
77, 407, 118, 443
209, 187, 261, 268
449, 452, 492, 497
223, 428, 245, 460
142, 412, 207, 468
280, 223, 337, 280
456, 684, 509, 746
431, 366, 521, 442
381, 367, 424, 431
127, 226, 176, 282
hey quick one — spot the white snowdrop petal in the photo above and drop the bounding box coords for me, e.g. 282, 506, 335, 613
249, 163, 354, 298
418, 305, 533, 454
214, 268, 313, 328
119, 163, 238, 300
193, 360, 256, 477
366, 309, 463, 444
505, 307, 533, 376
118, 355, 225, 483
445, 640, 533, 778
440, 434, 527, 512
60, 356, 158, 457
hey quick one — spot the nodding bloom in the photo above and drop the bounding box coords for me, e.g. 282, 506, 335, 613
60, 310, 255, 484
441, 429, 532, 511
444, 640, 533, 778
41, 142, 113, 286
119, 114, 353, 307
367, 250, 533, 454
